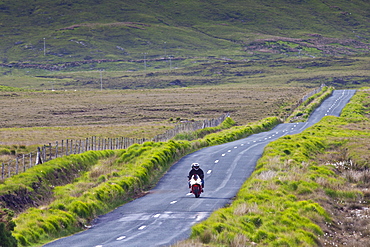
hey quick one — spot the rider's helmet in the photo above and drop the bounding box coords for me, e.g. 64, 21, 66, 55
192, 163, 200, 170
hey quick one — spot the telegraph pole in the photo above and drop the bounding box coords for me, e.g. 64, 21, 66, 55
100, 70, 103, 90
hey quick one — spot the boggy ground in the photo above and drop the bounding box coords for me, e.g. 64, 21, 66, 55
317, 152, 370, 247
0, 85, 307, 145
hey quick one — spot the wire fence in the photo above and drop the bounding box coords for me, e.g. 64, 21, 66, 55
1, 113, 230, 180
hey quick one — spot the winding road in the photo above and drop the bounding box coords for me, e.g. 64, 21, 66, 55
45, 89, 356, 247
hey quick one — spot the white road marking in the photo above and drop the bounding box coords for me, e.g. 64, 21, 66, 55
241, 143, 244, 146
138, 225, 146, 230
228, 150, 231, 152
153, 214, 161, 218
186, 193, 192, 195
170, 201, 177, 204
214, 160, 219, 163
222, 153, 226, 156
116, 236, 126, 241
234, 146, 237, 149
207, 170, 212, 174
95, 245, 103, 247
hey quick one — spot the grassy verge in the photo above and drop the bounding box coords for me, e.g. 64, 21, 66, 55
286, 86, 334, 123
181, 89, 370, 246
4, 116, 279, 246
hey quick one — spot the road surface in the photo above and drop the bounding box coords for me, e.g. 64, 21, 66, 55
45, 89, 356, 247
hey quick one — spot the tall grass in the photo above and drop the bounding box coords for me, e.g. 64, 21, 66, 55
9, 116, 280, 246
185, 88, 370, 246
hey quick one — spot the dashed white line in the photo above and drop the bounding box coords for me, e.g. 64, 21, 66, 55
222, 153, 226, 156
207, 170, 212, 174
215, 160, 219, 163
138, 225, 146, 230
170, 201, 177, 204
116, 236, 126, 241
228, 150, 231, 152
153, 214, 160, 218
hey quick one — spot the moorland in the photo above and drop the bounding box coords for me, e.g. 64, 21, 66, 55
0, 0, 370, 246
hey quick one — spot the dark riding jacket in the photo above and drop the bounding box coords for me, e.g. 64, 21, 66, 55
188, 168, 204, 180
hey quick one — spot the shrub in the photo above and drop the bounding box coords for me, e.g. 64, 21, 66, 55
0, 208, 17, 247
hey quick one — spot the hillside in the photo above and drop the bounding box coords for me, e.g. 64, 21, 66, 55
0, 0, 369, 91
1, 0, 369, 64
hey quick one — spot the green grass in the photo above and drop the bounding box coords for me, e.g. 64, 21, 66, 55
181, 88, 370, 246
0, 0, 368, 68
4, 116, 280, 246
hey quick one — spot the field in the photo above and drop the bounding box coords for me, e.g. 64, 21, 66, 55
0, 85, 305, 145
1, 55, 369, 147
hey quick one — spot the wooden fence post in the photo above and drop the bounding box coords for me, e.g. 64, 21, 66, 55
56, 141, 59, 158
16, 157, 19, 175
60, 140, 64, 157
36, 147, 43, 165
42, 145, 46, 162
23, 154, 26, 172
29, 152, 32, 168
49, 143, 52, 160
1, 163, 4, 180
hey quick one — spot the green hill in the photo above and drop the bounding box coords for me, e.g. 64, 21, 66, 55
1, 0, 369, 64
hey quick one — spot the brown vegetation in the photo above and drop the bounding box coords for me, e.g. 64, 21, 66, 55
0, 85, 307, 145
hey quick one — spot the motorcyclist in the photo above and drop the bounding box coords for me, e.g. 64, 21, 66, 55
188, 163, 204, 192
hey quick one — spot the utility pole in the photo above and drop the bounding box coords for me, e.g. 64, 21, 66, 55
100, 70, 103, 90
143, 53, 147, 72
169, 56, 172, 71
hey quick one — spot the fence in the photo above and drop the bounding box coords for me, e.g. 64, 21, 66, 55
299, 83, 326, 104
1, 113, 229, 180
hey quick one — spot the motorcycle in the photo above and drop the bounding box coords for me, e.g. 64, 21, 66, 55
189, 174, 203, 198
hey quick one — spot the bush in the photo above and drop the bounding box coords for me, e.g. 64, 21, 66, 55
0, 208, 17, 247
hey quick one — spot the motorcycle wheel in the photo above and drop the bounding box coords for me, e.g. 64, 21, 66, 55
192, 185, 201, 198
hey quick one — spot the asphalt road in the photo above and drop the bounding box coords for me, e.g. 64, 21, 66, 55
44, 89, 356, 247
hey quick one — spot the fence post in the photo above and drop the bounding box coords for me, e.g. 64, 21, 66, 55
16, 157, 19, 175
2, 163, 4, 180
29, 153, 32, 168
49, 143, 52, 160
36, 147, 43, 165
61, 140, 64, 157
66, 139, 69, 156
56, 141, 59, 158
22, 154, 26, 172
23, 154, 26, 172
43, 145, 46, 162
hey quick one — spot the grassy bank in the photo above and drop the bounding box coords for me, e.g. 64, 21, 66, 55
3, 116, 279, 246
286, 86, 334, 123
182, 89, 370, 246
